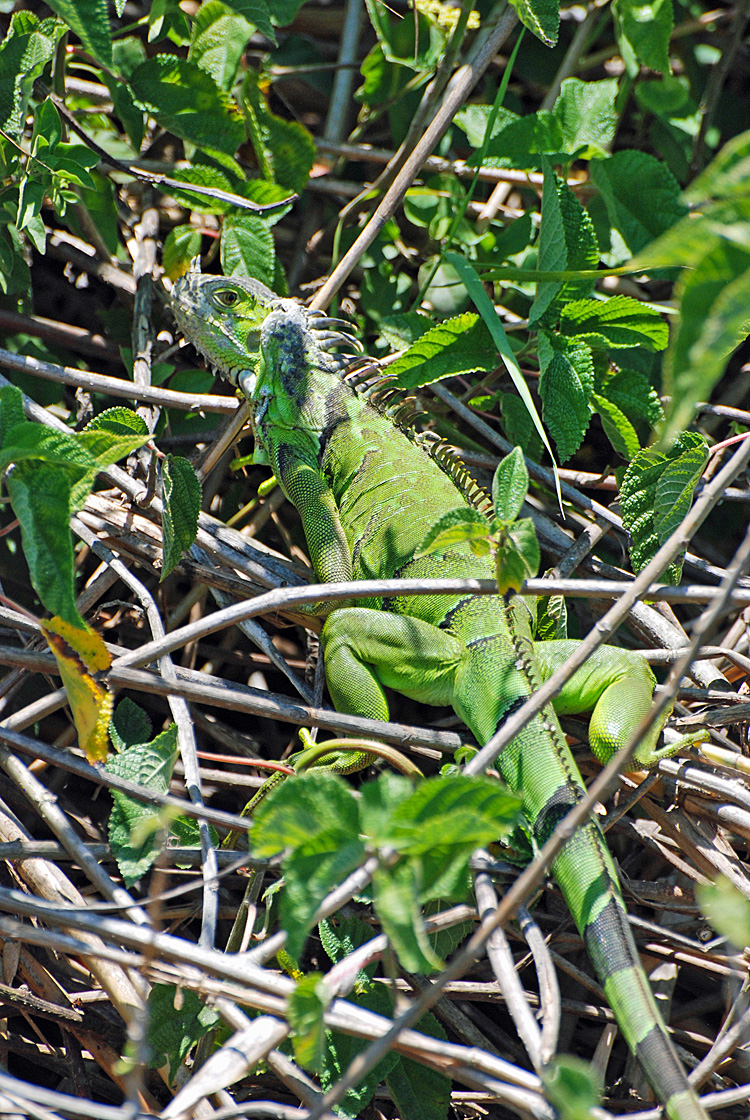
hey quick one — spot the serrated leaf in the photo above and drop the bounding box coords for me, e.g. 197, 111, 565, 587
591, 392, 641, 460
106, 725, 179, 886
221, 212, 276, 288
552, 78, 618, 160
378, 312, 432, 351
507, 0, 559, 46
386, 1014, 451, 1120
41, 617, 112, 762
111, 697, 152, 752
0, 385, 25, 445
223, 0, 276, 41
147, 984, 221, 1082
161, 456, 201, 580
685, 128, 750, 204
85, 408, 149, 437
243, 74, 314, 192
613, 0, 673, 75
620, 432, 708, 583
415, 507, 489, 558
535, 592, 568, 641
0, 17, 58, 138
389, 313, 497, 388
559, 296, 668, 351
537, 333, 594, 463
320, 983, 400, 1116
374, 860, 444, 973
591, 150, 686, 258
605, 367, 664, 428
189, 0, 254, 91
129, 55, 245, 154
661, 240, 750, 443
43, 0, 112, 65
491, 446, 528, 522
288, 973, 330, 1072
531, 163, 598, 325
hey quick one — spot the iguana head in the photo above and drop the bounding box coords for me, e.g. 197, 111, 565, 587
171, 259, 278, 388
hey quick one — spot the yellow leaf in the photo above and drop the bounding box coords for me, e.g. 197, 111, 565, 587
41, 617, 113, 762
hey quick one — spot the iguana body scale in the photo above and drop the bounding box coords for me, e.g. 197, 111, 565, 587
172, 267, 708, 1120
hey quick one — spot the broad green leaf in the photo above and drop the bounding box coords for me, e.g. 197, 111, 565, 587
530, 162, 598, 325
537, 333, 594, 463
373, 860, 443, 973
288, 973, 330, 1072
535, 592, 568, 641
364, 0, 446, 70
685, 128, 750, 204
161, 455, 201, 581
507, 0, 559, 46
189, 0, 254, 90
0, 385, 25, 445
603, 367, 664, 429
147, 984, 221, 1081
492, 446, 529, 523
661, 241, 750, 443
224, 0, 277, 41
69, 429, 149, 511
386, 1014, 451, 1120
559, 296, 668, 351
500, 394, 545, 461
552, 78, 618, 159
415, 507, 490, 559
0, 16, 58, 137
163, 226, 203, 280
44, 0, 112, 65
320, 983, 400, 1116
167, 165, 237, 215
6, 462, 82, 626
106, 725, 179, 886
85, 409, 149, 437
221, 212, 276, 288
620, 432, 708, 583
389, 313, 497, 388
243, 73, 315, 192
542, 1055, 602, 1120
591, 150, 686, 258
591, 392, 641, 460
378, 312, 432, 351
613, 0, 673, 75
129, 55, 245, 154
111, 697, 152, 752
496, 518, 540, 593
697, 876, 750, 950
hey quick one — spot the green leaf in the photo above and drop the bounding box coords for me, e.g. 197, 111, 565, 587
364, 0, 446, 70
249, 773, 365, 960
661, 241, 750, 443
386, 1014, 451, 1120
221, 212, 276, 288
590, 150, 686, 258
85, 408, 149, 437
111, 698, 152, 753
507, 0, 559, 46
378, 312, 432, 351
415, 507, 490, 558
530, 162, 598, 325
685, 128, 750, 204
129, 55, 245, 154
161, 456, 201, 581
495, 518, 540, 593
535, 592, 568, 641
223, 0, 277, 41
603, 367, 664, 429
537, 332, 594, 463
243, 73, 315, 192
189, 0, 254, 90
320, 983, 400, 1117
0, 16, 58, 138
620, 432, 708, 584
613, 0, 673, 75
591, 392, 641, 460
500, 394, 545, 461
697, 876, 750, 949
288, 973, 330, 1072
373, 860, 444, 973
147, 984, 221, 1081
6, 462, 82, 626
43, 0, 112, 66
542, 1055, 602, 1120
551, 78, 619, 160
106, 725, 179, 887
559, 296, 668, 351
163, 226, 203, 282
389, 313, 497, 389
0, 385, 25, 446
491, 446, 529, 523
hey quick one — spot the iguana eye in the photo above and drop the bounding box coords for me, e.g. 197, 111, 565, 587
214, 289, 239, 307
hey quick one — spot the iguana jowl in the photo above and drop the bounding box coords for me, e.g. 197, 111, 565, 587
171, 263, 708, 1120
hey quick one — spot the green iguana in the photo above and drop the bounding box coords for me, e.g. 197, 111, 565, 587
171, 262, 708, 1120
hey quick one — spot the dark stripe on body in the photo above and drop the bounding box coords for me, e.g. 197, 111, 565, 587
635, 1028, 695, 1101
534, 783, 581, 846
583, 894, 637, 980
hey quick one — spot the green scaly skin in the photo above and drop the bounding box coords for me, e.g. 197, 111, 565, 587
172, 264, 708, 1120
